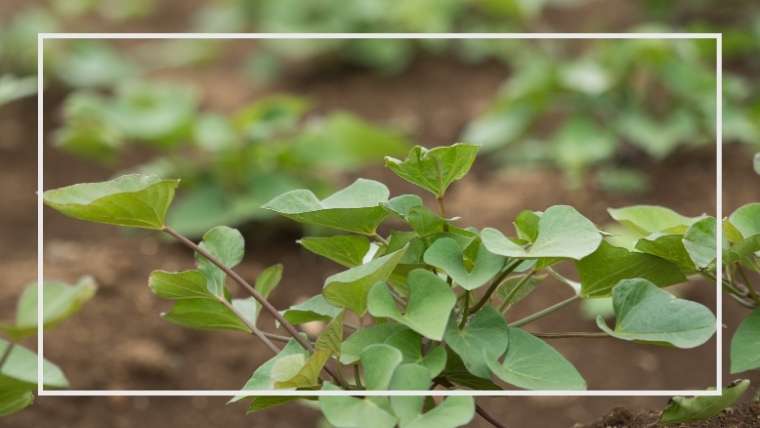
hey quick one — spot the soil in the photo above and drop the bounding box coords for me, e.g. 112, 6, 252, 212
1, 27, 759, 428
578, 401, 760, 428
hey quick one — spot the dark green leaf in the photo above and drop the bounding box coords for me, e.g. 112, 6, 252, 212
384, 144, 479, 198
299, 235, 370, 267
444, 306, 508, 378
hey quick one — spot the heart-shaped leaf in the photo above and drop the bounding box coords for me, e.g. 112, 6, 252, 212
384, 143, 479, 198
282, 294, 342, 325
608, 205, 699, 235
2, 277, 96, 340
683, 217, 717, 269
43, 174, 180, 230
444, 306, 508, 378
441, 350, 501, 390
730, 308, 760, 373
340, 323, 408, 364
660, 380, 750, 424
482, 205, 601, 260
634, 234, 696, 273
487, 328, 586, 390
320, 384, 398, 428
299, 235, 371, 267
578, 241, 687, 297
263, 178, 391, 235
361, 344, 404, 390
323, 246, 407, 315
729, 202, 760, 239
401, 396, 475, 428
423, 238, 505, 290
368, 269, 456, 340
597, 278, 716, 348
195, 226, 245, 296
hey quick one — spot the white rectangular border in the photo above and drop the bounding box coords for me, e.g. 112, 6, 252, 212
38, 32, 723, 397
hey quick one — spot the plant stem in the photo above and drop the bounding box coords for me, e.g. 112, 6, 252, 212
475, 404, 507, 428
163, 226, 347, 388
353, 364, 363, 389
469, 261, 521, 314
530, 331, 609, 339
219, 298, 279, 353
0, 342, 15, 370
436, 196, 446, 218
459, 291, 471, 329
372, 232, 389, 246
737, 265, 760, 304
498, 269, 535, 314
510, 295, 580, 328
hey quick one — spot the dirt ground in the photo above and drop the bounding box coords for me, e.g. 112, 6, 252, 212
2, 41, 759, 428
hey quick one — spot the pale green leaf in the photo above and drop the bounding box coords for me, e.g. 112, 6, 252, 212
597, 279, 716, 349
388, 364, 431, 423
263, 179, 391, 234
683, 217, 717, 269
729, 203, 760, 239
634, 234, 696, 273
444, 306, 508, 378
320, 384, 397, 428
660, 380, 750, 424
487, 328, 586, 390
730, 308, 760, 373
0, 339, 68, 389
608, 205, 700, 236
282, 295, 342, 325
233, 340, 306, 400
423, 238, 505, 290
402, 396, 475, 428
384, 143, 479, 198
482, 205, 601, 260
368, 269, 456, 340
340, 323, 408, 365
43, 174, 179, 229
323, 246, 407, 315
361, 344, 404, 390
195, 226, 245, 296
578, 241, 687, 298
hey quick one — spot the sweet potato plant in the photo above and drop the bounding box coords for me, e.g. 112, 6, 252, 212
0, 278, 97, 416
42, 143, 721, 427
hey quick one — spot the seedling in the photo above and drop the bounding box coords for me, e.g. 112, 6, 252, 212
43, 143, 721, 427
0, 278, 96, 416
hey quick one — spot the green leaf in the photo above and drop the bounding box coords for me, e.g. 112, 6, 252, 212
401, 396, 475, 428
246, 396, 304, 414
423, 238, 505, 290
388, 364, 431, 422
755, 153, 760, 175
367, 269, 456, 340
596, 279, 716, 349
162, 299, 250, 333
384, 143, 479, 198
282, 295, 342, 325
263, 178, 391, 235
323, 246, 407, 315
634, 234, 696, 273
487, 328, 586, 390
660, 380, 750, 424
299, 235, 371, 268
275, 312, 344, 389
730, 308, 760, 373
340, 323, 408, 364
253, 264, 283, 324
43, 174, 180, 230
234, 340, 306, 398
384, 194, 424, 218
0, 385, 34, 417
4, 277, 96, 340
729, 203, 760, 239
513, 210, 540, 242
405, 207, 447, 237
195, 226, 245, 296
444, 306, 508, 378
495, 274, 541, 308
578, 241, 688, 298
361, 344, 404, 390
683, 217, 717, 269
608, 205, 699, 236
149, 270, 213, 300
320, 384, 397, 428
441, 349, 501, 390
482, 205, 601, 260
0, 339, 68, 389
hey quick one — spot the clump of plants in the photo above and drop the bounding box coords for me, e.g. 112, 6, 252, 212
54, 85, 409, 236
43, 143, 720, 427
0, 278, 96, 416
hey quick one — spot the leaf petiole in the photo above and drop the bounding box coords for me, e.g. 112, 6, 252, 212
510, 295, 580, 327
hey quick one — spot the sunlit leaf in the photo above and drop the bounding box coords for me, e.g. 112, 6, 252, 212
299, 235, 370, 267
384, 143, 479, 198
43, 174, 179, 230
608, 205, 699, 236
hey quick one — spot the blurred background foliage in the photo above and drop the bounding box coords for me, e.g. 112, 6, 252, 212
2, 0, 757, 232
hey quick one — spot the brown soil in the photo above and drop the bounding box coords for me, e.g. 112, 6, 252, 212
578, 401, 760, 428
1, 38, 758, 428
